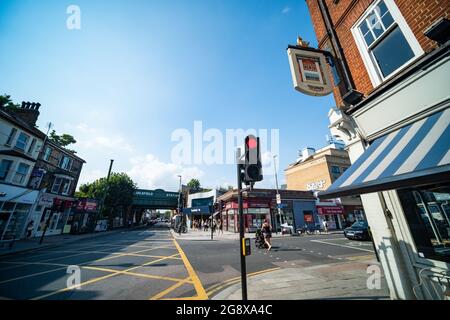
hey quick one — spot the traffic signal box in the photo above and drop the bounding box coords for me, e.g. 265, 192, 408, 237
242, 237, 251, 256
243, 135, 263, 185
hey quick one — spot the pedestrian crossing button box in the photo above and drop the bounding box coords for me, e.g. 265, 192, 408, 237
242, 237, 251, 256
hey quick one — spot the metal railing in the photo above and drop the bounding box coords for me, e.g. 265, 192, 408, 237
413, 267, 450, 300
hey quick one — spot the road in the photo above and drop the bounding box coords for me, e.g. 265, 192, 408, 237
0, 225, 377, 300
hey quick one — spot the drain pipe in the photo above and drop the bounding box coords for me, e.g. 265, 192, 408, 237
317, 0, 363, 105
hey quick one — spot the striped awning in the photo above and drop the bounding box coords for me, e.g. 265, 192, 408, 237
319, 109, 450, 199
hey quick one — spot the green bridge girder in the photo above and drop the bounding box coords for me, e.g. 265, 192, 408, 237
131, 188, 179, 209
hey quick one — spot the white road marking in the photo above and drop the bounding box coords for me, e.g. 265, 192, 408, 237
310, 239, 374, 252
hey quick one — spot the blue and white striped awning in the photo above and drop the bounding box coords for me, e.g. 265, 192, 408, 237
319, 109, 450, 199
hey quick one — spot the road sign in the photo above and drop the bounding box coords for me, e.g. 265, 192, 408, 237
276, 193, 281, 204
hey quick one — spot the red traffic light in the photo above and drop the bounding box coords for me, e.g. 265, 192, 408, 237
246, 137, 257, 149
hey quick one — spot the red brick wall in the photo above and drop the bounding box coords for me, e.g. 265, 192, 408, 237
305, 0, 449, 107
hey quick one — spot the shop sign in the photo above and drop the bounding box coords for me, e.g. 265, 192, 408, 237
304, 214, 314, 223
76, 199, 98, 212
317, 205, 344, 215
306, 179, 326, 191
39, 194, 54, 207
28, 169, 45, 190
287, 46, 333, 96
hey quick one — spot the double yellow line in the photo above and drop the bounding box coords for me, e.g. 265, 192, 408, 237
205, 267, 280, 298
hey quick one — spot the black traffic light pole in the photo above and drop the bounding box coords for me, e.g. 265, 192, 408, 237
236, 147, 248, 300
39, 207, 55, 245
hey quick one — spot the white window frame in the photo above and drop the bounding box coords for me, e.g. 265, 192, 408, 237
59, 155, 73, 171
51, 177, 63, 194
0, 159, 13, 181
61, 179, 72, 195
27, 138, 36, 156
351, 0, 424, 87
5, 128, 17, 146
43, 146, 52, 161
14, 132, 30, 151
12, 162, 30, 185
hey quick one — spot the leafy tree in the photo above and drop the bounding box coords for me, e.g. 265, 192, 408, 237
0, 94, 20, 111
187, 178, 201, 191
49, 130, 77, 153
77, 173, 137, 227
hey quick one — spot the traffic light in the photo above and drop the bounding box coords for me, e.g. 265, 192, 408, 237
243, 135, 263, 184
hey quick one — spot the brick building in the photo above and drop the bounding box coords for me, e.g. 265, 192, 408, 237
300, 0, 449, 299
217, 188, 318, 233
285, 143, 365, 229
30, 138, 86, 237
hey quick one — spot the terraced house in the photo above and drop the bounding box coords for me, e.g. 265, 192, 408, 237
0, 101, 85, 241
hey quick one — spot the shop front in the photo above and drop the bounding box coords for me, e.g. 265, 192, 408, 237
182, 206, 212, 229
0, 185, 39, 241
67, 198, 99, 234
222, 200, 270, 233
316, 203, 345, 230
33, 194, 75, 237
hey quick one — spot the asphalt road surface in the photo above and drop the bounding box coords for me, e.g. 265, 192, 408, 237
0, 225, 376, 300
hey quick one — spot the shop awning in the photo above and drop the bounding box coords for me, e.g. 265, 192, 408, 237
319, 109, 450, 199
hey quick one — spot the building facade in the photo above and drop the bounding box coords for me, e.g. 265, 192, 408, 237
183, 189, 223, 228
29, 139, 85, 237
0, 104, 45, 241
217, 188, 318, 233
285, 143, 365, 229
304, 0, 449, 299
0, 101, 85, 240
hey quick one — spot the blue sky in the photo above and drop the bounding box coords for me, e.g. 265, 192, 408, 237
0, 0, 335, 191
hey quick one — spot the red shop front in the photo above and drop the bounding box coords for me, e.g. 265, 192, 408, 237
222, 200, 271, 233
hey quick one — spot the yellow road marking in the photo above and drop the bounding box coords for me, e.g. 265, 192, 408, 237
346, 254, 375, 261
149, 277, 192, 300
171, 237, 208, 300
205, 267, 281, 297
31, 253, 181, 300
0, 245, 180, 286
161, 296, 202, 300
82, 266, 190, 284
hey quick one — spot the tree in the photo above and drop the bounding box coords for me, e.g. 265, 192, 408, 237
49, 130, 77, 153
0, 94, 20, 111
77, 173, 137, 227
187, 178, 201, 191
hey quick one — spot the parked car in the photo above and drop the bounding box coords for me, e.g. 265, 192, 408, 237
344, 221, 371, 240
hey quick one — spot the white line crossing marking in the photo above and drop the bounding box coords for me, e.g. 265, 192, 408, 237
310, 239, 374, 252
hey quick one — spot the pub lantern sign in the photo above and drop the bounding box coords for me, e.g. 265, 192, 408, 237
287, 37, 333, 97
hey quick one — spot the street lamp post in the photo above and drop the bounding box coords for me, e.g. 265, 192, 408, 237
177, 175, 184, 233
273, 155, 281, 234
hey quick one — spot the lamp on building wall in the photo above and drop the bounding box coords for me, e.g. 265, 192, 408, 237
424, 17, 450, 45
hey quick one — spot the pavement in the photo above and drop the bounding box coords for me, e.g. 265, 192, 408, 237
211, 261, 387, 300
178, 230, 389, 300
171, 229, 343, 241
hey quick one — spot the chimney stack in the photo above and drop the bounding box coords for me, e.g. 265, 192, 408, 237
12, 101, 41, 127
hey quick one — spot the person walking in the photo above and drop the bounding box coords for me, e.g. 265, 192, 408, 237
261, 219, 272, 251
322, 219, 328, 234
218, 219, 223, 235
26, 220, 34, 239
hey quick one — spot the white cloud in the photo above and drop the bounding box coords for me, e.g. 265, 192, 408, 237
282, 6, 291, 14
127, 154, 205, 191
76, 168, 105, 188
74, 123, 134, 152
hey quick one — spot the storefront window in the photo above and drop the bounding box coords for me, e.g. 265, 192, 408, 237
398, 184, 450, 263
